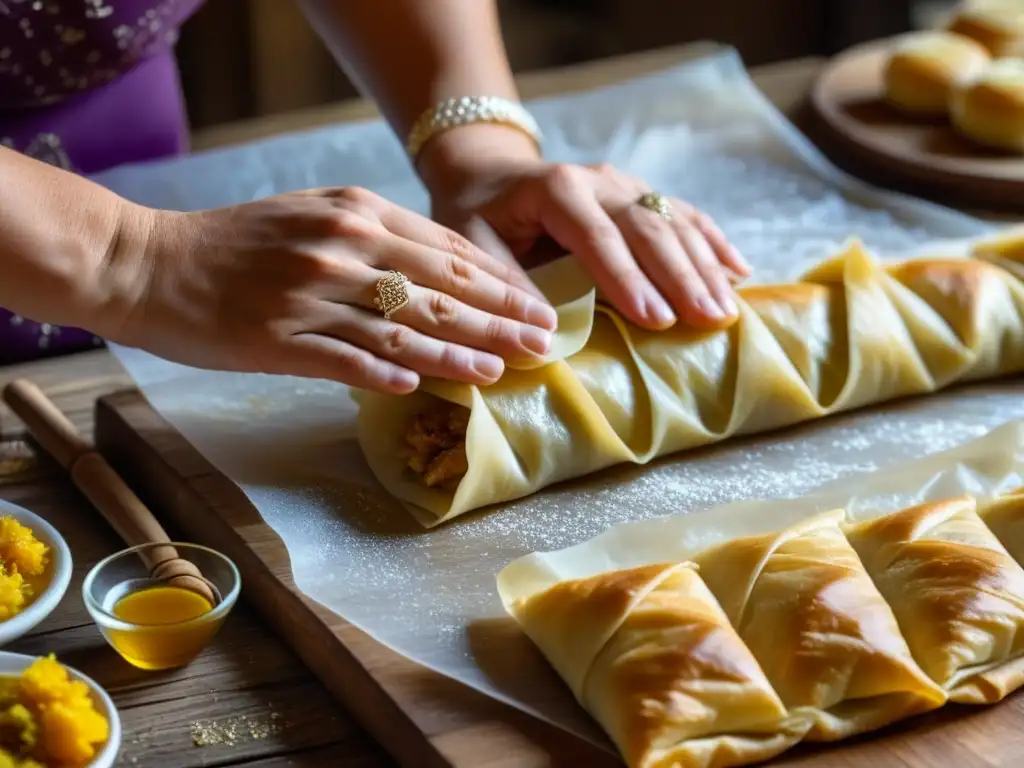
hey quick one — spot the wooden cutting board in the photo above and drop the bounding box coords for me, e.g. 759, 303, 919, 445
807, 37, 1024, 213
93, 389, 1024, 767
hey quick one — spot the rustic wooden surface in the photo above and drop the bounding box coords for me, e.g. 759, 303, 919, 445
0, 45, 828, 768
807, 37, 1024, 214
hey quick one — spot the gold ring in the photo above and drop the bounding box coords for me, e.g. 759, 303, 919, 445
373, 270, 411, 320
637, 192, 673, 221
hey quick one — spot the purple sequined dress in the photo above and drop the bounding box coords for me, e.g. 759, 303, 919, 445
0, 0, 203, 365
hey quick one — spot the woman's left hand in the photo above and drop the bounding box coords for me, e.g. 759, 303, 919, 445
419, 124, 751, 332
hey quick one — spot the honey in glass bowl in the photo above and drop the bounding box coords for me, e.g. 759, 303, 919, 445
83, 543, 240, 671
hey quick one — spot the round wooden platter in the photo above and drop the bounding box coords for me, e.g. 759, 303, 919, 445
809, 36, 1024, 214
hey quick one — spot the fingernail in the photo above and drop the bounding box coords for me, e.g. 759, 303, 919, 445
699, 295, 726, 320
474, 354, 504, 381
522, 325, 553, 355
719, 294, 739, 317
392, 370, 419, 392
732, 246, 752, 273
528, 301, 559, 331
645, 293, 676, 328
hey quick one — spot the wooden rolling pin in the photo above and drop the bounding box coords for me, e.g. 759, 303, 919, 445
2, 379, 220, 606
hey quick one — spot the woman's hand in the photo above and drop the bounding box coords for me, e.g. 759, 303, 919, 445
106, 187, 557, 394
419, 125, 751, 332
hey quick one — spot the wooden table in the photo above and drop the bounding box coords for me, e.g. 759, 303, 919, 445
0, 45, 825, 768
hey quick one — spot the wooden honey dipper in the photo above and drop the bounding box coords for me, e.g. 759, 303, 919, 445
1, 379, 220, 606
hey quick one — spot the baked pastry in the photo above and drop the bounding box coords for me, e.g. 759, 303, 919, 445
882, 30, 991, 116
691, 510, 946, 740
951, 57, 1024, 153
356, 235, 1024, 526
506, 562, 803, 768
948, 1, 1024, 57
501, 492, 1024, 767
845, 496, 1024, 703
980, 490, 1024, 567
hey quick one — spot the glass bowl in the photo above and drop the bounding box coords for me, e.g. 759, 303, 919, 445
83, 542, 240, 671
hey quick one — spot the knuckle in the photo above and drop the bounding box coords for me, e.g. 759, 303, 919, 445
442, 253, 476, 293
546, 163, 581, 191
334, 186, 378, 207
502, 284, 529, 318
439, 230, 481, 263
485, 315, 514, 345
439, 342, 471, 372
427, 292, 460, 326
592, 161, 616, 177
340, 347, 377, 383
383, 324, 413, 356
329, 209, 376, 241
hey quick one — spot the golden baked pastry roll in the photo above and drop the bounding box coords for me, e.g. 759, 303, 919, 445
948, 1, 1024, 57
691, 510, 946, 739
845, 496, 1024, 703
356, 236, 1024, 526
979, 490, 1024, 567
951, 57, 1024, 154
882, 30, 990, 116
506, 562, 802, 768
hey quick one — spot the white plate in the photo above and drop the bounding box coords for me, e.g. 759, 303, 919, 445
0, 650, 121, 767
0, 500, 73, 645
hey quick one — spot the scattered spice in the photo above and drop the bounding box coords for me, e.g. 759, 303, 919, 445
189, 712, 285, 748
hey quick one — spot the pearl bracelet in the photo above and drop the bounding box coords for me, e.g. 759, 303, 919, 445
405, 96, 543, 162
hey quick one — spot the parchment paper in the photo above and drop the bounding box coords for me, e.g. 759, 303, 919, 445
90, 48, 1024, 743
498, 421, 1024, 607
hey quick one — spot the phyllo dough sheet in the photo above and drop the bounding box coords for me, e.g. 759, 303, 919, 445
358, 233, 1024, 527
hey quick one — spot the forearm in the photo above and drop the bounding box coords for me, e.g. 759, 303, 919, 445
297, 0, 540, 194
0, 147, 150, 335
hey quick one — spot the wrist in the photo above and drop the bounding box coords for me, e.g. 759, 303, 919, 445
84, 198, 161, 343
416, 122, 542, 201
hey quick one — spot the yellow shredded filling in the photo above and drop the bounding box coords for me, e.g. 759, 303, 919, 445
0, 520, 48, 579
0, 656, 109, 767
0, 518, 50, 623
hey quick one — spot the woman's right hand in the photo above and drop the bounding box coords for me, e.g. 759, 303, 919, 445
104, 187, 558, 394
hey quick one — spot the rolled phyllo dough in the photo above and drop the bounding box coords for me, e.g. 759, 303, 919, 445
356, 235, 1024, 526
980, 489, 1024, 567
845, 496, 1024, 703
506, 562, 802, 768
691, 510, 947, 739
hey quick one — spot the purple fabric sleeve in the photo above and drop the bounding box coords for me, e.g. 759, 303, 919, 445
0, 0, 202, 365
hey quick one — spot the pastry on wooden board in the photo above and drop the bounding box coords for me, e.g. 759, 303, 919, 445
355, 234, 1024, 527
692, 510, 946, 740
948, 1, 1024, 58
882, 30, 991, 116
506, 562, 805, 768
951, 57, 1024, 153
500, 492, 1024, 767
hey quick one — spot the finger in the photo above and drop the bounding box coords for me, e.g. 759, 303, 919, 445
539, 168, 675, 329
682, 205, 751, 277
382, 235, 558, 331
282, 334, 420, 394
354, 267, 553, 364
615, 205, 728, 329
674, 222, 739, 321
313, 304, 505, 386
374, 202, 551, 304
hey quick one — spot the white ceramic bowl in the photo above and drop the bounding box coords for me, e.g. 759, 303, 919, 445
0, 650, 121, 767
0, 499, 73, 645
